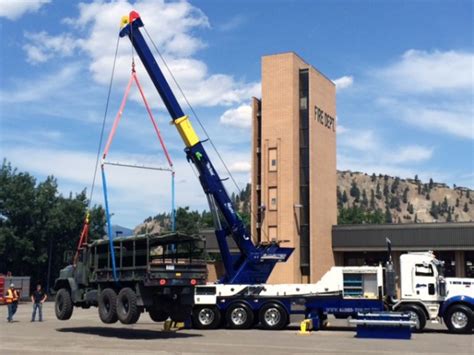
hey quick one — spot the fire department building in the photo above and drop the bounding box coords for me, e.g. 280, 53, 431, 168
205, 52, 474, 283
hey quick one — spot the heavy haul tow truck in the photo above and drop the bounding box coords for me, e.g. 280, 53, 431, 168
57, 11, 474, 333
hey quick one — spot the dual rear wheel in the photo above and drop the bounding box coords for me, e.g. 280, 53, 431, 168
98, 287, 140, 324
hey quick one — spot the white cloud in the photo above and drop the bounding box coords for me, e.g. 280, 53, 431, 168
21, 0, 259, 108
377, 49, 473, 93
391, 145, 433, 164
0, 64, 80, 103
229, 161, 251, 173
23, 31, 79, 64
338, 126, 433, 173
220, 103, 252, 128
0, 0, 50, 20
333, 76, 353, 91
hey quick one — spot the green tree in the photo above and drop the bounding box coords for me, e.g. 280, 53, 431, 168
384, 206, 392, 223
350, 180, 360, 202
371, 173, 376, 182
455, 198, 460, 207
464, 203, 469, 213
342, 190, 348, 204
429, 178, 434, 190
402, 187, 409, 204
383, 183, 389, 197
430, 201, 439, 219
407, 203, 414, 214
369, 189, 376, 210
375, 182, 382, 200
361, 189, 368, 209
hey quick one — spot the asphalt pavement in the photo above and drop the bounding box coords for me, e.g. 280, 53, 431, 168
0, 302, 472, 354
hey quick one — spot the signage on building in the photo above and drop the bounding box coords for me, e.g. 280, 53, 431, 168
314, 106, 335, 132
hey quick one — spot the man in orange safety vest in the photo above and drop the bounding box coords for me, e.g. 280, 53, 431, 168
6, 283, 19, 322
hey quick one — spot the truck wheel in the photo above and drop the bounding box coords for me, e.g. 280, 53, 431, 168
149, 308, 169, 322
117, 287, 140, 324
98, 288, 118, 324
55, 288, 74, 320
399, 305, 426, 332
226, 302, 254, 329
444, 304, 473, 334
259, 303, 288, 330
192, 306, 222, 329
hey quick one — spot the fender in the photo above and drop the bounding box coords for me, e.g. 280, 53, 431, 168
439, 295, 474, 316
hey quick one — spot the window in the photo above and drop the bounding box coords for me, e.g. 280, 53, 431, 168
465, 251, 474, 278
268, 187, 277, 211
268, 148, 277, 172
415, 264, 434, 277
268, 226, 278, 241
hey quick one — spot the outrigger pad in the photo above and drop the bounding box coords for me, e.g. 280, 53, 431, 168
349, 312, 414, 340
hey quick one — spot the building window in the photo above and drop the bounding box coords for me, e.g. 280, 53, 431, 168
465, 251, 474, 278
268, 148, 277, 171
268, 226, 278, 241
435, 251, 455, 277
268, 187, 277, 211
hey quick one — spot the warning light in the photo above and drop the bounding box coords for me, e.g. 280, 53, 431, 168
159, 279, 167, 285
190, 279, 197, 285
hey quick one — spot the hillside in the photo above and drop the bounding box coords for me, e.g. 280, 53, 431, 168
135, 171, 474, 232
338, 171, 474, 223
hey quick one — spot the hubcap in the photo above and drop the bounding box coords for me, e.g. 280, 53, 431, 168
451, 311, 468, 329
230, 307, 247, 325
198, 308, 215, 326
407, 311, 420, 329
264, 308, 281, 326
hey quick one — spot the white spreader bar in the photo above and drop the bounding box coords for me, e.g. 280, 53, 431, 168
103, 160, 174, 172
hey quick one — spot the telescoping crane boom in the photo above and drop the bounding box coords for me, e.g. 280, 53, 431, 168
119, 11, 292, 284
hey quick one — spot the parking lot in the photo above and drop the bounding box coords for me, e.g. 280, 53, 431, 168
0, 302, 472, 354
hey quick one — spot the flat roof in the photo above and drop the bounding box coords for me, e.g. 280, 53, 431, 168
332, 222, 474, 251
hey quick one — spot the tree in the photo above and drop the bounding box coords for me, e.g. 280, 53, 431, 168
391, 177, 400, 194
361, 189, 368, 209
342, 190, 348, 204
337, 187, 343, 208
371, 173, 376, 182
456, 198, 460, 207
350, 180, 360, 202
447, 209, 453, 222
426, 192, 430, 200
369, 189, 376, 210
464, 203, 469, 213
402, 187, 409, 204
429, 178, 434, 190
0, 160, 104, 291
384, 206, 392, 223
430, 201, 439, 219
383, 183, 389, 197
414, 174, 419, 183
375, 182, 382, 200
407, 203, 414, 214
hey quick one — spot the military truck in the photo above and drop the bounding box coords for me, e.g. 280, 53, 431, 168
53, 233, 208, 324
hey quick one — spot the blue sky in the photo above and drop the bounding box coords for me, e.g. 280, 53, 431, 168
0, 0, 472, 228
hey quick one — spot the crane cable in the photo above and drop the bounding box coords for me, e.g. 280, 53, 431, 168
88, 35, 121, 208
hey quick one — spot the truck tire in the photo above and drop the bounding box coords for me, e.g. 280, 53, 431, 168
55, 288, 74, 320
444, 304, 473, 334
225, 302, 254, 329
117, 287, 140, 324
192, 306, 222, 329
98, 288, 118, 324
149, 308, 169, 322
399, 304, 426, 332
259, 303, 288, 330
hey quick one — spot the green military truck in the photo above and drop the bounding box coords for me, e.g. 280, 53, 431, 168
53, 233, 208, 324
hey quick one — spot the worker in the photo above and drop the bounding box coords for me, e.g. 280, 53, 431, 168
31, 283, 47, 322
5, 283, 19, 322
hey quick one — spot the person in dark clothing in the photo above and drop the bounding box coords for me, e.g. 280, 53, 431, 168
31, 284, 47, 322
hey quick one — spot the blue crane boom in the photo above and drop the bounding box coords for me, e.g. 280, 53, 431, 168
119, 11, 293, 284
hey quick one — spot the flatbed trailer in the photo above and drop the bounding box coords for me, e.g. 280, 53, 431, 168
54, 232, 208, 324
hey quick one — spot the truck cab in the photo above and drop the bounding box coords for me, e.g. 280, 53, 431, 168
394, 251, 474, 333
